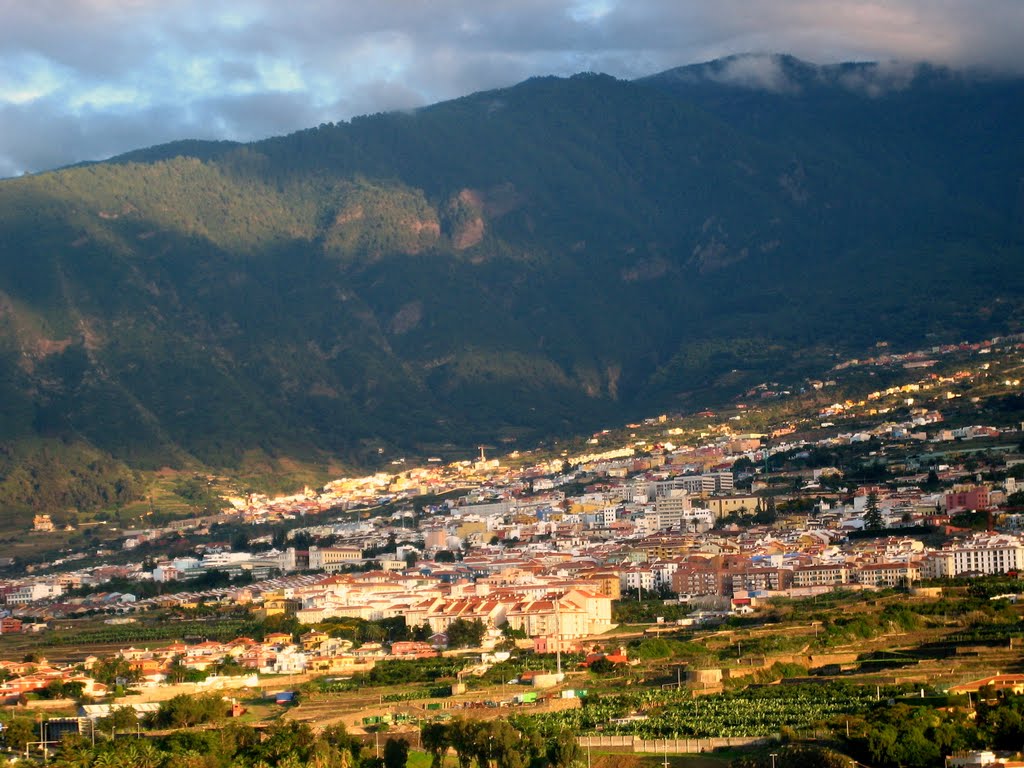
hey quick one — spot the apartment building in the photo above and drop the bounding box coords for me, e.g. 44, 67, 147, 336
855, 562, 920, 588
308, 546, 364, 572
792, 564, 851, 588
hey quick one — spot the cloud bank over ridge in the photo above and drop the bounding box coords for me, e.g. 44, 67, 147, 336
1, 0, 1022, 177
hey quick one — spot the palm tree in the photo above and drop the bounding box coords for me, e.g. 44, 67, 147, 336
91, 750, 120, 768
123, 741, 161, 768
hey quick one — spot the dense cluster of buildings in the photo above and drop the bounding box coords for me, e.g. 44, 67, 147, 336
2, 339, 1022, 647
2, 425, 1021, 626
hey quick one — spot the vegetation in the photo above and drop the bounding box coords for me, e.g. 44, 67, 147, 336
41, 620, 259, 647
421, 716, 580, 768
0, 443, 143, 530
526, 683, 879, 738
0, 64, 1020, 494
310, 656, 469, 692
445, 618, 487, 649
28, 715, 580, 768
863, 492, 884, 530
730, 745, 850, 768
48, 720, 367, 768
148, 692, 229, 728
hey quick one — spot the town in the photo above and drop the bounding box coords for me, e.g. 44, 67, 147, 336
1, 335, 1023, 768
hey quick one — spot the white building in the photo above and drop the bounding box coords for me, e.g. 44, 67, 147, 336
201, 551, 252, 569
6, 582, 64, 604
621, 567, 656, 595
308, 546, 363, 572
921, 534, 1024, 579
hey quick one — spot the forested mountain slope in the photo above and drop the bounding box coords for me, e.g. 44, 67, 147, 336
0, 56, 1020, 507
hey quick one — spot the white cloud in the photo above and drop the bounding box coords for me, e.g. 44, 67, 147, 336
0, 0, 1022, 176
706, 54, 800, 93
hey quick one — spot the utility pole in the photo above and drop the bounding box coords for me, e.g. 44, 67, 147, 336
38, 715, 49, 765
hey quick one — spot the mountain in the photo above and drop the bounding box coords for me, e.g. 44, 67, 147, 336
0, 55, 1021, 506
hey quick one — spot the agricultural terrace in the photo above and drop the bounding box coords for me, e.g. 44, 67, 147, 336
517, 683, 882, 738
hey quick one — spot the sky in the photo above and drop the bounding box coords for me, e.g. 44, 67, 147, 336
2, 0, 1023, 178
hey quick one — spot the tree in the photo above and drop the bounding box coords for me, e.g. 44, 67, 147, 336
753, 495, 778, 525
547, 729, 583, 768
864, 492, 884, 530
231, 531, 251, 552
421, 723, 449, 768
383, 737, 409, 768
91, 656, 139, 687
321, 723, 363, 767
855, 703, 974, 768
99, 705, 139, 736
55, 731, 93, 768
489, 720, 530, 768
2, 716, 36, 752
732, 745, 849, 768
732, 456, 755, 474
254, 721, 317, 766
117, 741, 162, 768
42, 679, 85, 700
153, 692, 227, 728
502, 624, 527, 640
445, 618, 486, 649
165, 661, 208, 685
447, 718, 481, 768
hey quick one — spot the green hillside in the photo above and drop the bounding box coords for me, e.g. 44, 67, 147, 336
0, 57, 1021, 518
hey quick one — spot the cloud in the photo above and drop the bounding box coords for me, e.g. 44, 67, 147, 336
837, 59, 923, 97
1, 0, 1023, 176
705, 55, 801, 93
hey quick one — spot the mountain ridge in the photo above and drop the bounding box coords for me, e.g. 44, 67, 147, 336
0, 55, 1021, 520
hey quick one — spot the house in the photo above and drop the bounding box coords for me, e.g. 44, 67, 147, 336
389, 641, 436, 659
583, 646, 631, 667
264, 632, 295, 647
949, 674, 1024, 696
299, 630, 330, 650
